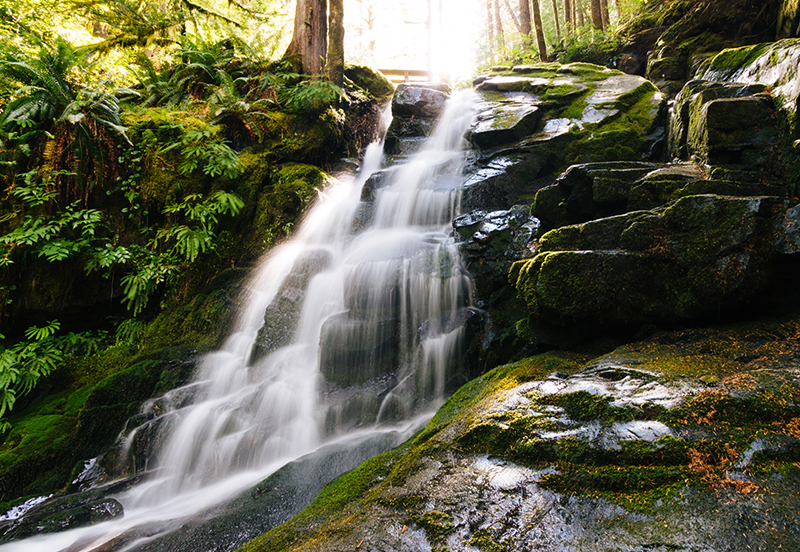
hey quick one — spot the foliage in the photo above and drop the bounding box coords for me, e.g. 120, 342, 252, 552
0, 37, 136, 200
0, 170, 109, 267
0, 320, 62, 430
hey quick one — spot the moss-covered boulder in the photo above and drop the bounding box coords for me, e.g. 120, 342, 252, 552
697, 39, 800, 135
460, 63, 666, 213
512, 194, 784, 334
343, 65, 394, 102
237, 317, 800, 552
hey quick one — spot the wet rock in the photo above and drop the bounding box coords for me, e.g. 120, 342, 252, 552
468, 101, 542, 149
115, 430, 414, 552
251, 249, 334, 363
476, 75, 550, 93
318, 313, 399, 387
669, 80, 768, 160
461, 148, 557, 212
454, 206, 539, 302
0, 492, 124, 543
257, 323, 800, 552
691, 96, 780, 166
532, 161, 659, 228
391, 83, 450, 119
697, 39, 800, 134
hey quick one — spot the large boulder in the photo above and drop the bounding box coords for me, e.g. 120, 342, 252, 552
384, 83, 452, 154
668, 80, 781, 173
458, 64, 666, 214
697, 40, 800, 135
512, 194, 784, 332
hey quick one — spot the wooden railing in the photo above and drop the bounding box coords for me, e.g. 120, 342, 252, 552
376, 69, 431, 84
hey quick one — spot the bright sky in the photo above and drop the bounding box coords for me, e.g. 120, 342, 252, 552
344, 0, 483, 84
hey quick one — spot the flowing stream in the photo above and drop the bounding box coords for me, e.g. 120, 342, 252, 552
2, 90, 478, 552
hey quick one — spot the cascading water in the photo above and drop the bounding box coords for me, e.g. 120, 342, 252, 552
1, 89, 477, 552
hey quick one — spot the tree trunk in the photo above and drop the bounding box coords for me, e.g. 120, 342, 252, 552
487, 0, 495, 61
503, 0, 522, 33
326, 0, 344, 86
590, 0, 603, 30
494, 0, 505, 49
519, 0, 532, 45
577, 0, 584, 27
285, 0, 328, 75
531, 0, 547, 61
600, 0, 609, 29
564, 0, 572, 37
551, 0, 561, 37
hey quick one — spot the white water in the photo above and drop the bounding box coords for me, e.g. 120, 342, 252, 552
1, 90, 477, 552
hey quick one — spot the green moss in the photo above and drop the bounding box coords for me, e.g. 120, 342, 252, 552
470, 528, 511, 552
344, 65, 395, 101
545, 390, 638, 422
709, 43, 770, 72
409, 510, 455, 544
239, 447, 405, 552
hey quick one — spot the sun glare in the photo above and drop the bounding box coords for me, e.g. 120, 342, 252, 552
344, 0, 482, 85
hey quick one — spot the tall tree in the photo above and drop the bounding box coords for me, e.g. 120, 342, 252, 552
519, 0, 532, 46
326, 0, 344, 85
590, 0, 603, 30
551, 0, 561, 37
502, 0, 522, 33
494, 0, 505, 50
600, 0, 610, 29
531, 0, 547, 61
285, 0, 328, 75
564, 0, 572, 36
577, 0, 585, 27
486, 0, 495, 61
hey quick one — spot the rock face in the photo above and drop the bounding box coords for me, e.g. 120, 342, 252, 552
0, 488, 124, 543
384, 83, 452, 155
697, 39, 800, 134
513, 194, 785, 332
242, 318, 800, 552
251, 249, 333, 363
460, 64, 666, 213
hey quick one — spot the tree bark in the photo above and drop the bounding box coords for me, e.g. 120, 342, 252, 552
519, 0, 532, 45
600, 0, 609, 29
326, 0, 344, 86
486, 0, 495, 61
531, 0, 547, 61
551, 0, 561, 37
590, 0, 603, 30
494, 0, 505, 49
564, 0, 572, 36
577, 0, 584, 27
285, 0, 328, 75
503, 0, 522, 33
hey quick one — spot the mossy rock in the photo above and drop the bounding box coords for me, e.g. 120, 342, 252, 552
344, 65, 394, 101
515, 194, 781, 333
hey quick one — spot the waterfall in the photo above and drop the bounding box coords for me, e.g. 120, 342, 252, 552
1, 89, 477, 552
